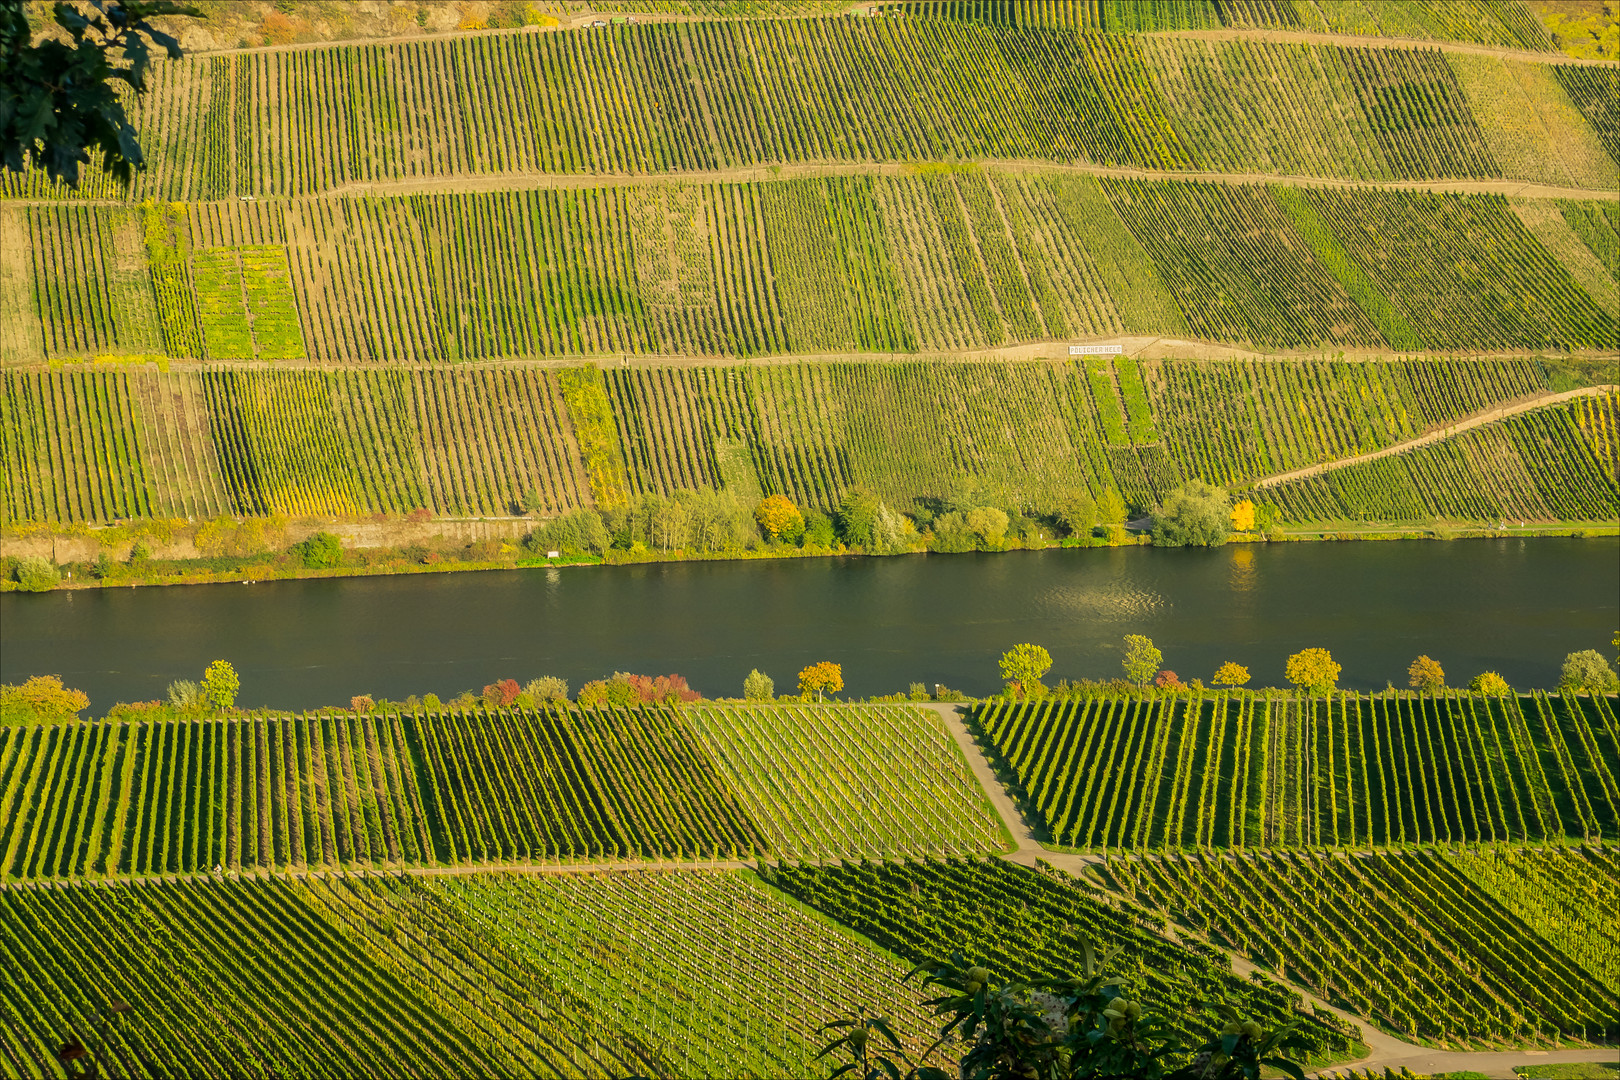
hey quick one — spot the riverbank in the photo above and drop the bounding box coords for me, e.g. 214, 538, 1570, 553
3, 518, 1614, 593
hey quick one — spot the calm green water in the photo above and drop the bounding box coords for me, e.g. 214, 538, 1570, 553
3, 538, 1616, 710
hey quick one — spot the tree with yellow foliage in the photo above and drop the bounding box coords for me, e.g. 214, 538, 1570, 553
1285, 648, 1341, 694
1212, 662, 1250, 688
1230, 500, 1256, 532
798, 661, 844, 702
1407, 655, 1445, 693
755, 494, 805, 542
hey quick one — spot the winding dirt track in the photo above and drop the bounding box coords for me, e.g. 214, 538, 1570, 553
1252, 384, 1619, 489
919, 703, 1617, 1079
316, 159, 1619, 202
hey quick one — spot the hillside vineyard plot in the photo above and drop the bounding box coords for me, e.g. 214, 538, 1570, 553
0, 869, 929, 1080
1448, 845, 1620, 993
8, 359, 1608, 527
896, 0, 1555, 50
0, 704, 998, 881
686, 704, 1006, 858
1148, 357, 1547, 488
1265, 397, 1620, 525
10, 178, 1616, 364
5, 20, 1589, 203
767, 857, 1362, 1062
1107, 849, 1620, 1046
975, 692, 1620, 851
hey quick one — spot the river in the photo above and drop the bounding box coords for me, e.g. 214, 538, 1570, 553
3, 537, 1615, 711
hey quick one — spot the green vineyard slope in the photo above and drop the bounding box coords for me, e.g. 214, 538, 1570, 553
1106, 848, 1620, 1045
767, 856, 1363, 1062
974, 691, 1620, 851
0, 704, 1001, 881
1263, 396, 1620, 525
0, 869, 928, 1080
11, 179, 1615, 363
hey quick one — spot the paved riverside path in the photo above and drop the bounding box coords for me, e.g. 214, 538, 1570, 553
1253, 385, 1620, 489
921, 703, 1616, 1079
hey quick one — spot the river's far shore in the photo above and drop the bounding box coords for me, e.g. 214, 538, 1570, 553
3, 518, 1615, 594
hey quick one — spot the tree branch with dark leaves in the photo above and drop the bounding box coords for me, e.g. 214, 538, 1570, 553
1, 0, 202, 188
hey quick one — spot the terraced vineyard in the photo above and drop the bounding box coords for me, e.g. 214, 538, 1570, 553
688, 703, 1006, 857
895, 0, 1555, 49
1107, 848, 1620, 1045
768, 856, 1364, 1062
8, 18, 1591, 204
0, 869, 930, 1080
1264, 396, 1620, 525
10, 175, 1617, 365
1448, 845, 1620, 993
0, 704, 998, 881
975, 691, 1620, 851
1148, 357, 1547, 488
9, 360, 1611, 526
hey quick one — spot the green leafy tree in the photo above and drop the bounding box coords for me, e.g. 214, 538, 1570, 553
1469, 671, 1511, 696
1151, 480, 1231, 548
1407, 655, 1445, 693
966, 506, 1010, 549
1122, 635, 1162, 688
1285, 648, 1341, 694
14, 556, 61, 592
1561, 649, 1619, 692
801, 510, 837, 549
999, 643, 1053, 698
743, 669, 774, 701
1056, 491, 1099, 538
166, 679, 200, 710
294, 531, 342, 568
524, 508, 609, 556
2, 0, 201, 188
524, 676, 568, 703
201, 660, 239, 710
1098, 488, 1128, 527
836, 488, 881, 549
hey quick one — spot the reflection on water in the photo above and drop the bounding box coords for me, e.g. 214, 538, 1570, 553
3, 538, 1615, 709
1229, 545, 1257, 592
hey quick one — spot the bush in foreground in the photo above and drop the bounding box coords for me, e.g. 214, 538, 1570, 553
1561, 649, 1620, 692
0, 675, 90, 724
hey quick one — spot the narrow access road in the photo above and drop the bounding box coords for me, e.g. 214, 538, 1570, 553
922, 702, 1618, 1079
1253, 384, 1619, 489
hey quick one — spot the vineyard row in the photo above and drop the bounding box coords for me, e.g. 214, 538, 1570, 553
0, 703, 1002, 881
975, 690, 1620, 851
7, 181, 1615, 364
5, 361, 1609, 527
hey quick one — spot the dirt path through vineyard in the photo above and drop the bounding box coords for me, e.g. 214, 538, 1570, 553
924, 702, 1617, 1079
1253, 384, 1619, 489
